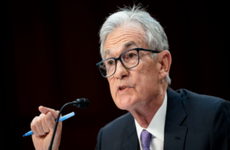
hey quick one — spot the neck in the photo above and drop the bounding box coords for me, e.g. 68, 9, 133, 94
130, 84, 167, 128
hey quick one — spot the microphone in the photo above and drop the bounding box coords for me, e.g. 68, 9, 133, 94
49, 98, 90, 150
72, 98, 90, 108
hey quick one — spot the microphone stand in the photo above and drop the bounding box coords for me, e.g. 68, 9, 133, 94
48, 98, 89, 150
48, 101, 74, 150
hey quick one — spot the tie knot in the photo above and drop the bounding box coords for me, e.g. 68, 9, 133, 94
141, 130, 152, 150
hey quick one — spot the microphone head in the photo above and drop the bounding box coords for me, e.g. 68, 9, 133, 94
73, 98, 90, 108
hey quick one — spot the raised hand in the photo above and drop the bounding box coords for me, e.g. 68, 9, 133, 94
31, 106, 62, 150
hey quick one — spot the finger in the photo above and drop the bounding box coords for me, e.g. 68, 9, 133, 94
39, 106, 59, 118
34, 114, 46, 136
30, 116, 40, 136
45, 112, 56, 131
41, 113, 49, 133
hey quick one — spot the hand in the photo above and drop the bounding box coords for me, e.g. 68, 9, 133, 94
31, 106, 62, 150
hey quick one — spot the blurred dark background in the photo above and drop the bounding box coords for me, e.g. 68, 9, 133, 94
1, 0, 229, 149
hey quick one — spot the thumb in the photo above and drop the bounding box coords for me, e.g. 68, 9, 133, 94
38, 106, 59, 118
39, 106, 62, 131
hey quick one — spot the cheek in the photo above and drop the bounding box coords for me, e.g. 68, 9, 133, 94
137, 65, 158, 87
108, 80, 116, 98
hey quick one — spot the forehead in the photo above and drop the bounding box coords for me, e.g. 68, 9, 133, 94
104, 23, 147, 57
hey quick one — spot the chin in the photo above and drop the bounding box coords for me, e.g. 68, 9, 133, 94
114, 97, 134, 111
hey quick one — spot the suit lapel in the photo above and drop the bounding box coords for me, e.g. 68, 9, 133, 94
164, 88, 187, 150
120, 87, 187, 150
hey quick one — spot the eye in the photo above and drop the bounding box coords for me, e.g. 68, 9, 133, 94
125, 51, 137, 60
128, 52, 136, 58
106, 59, 115, 66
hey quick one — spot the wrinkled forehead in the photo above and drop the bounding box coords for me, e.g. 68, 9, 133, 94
104, 41, 138, 57
103, 23, 147, 58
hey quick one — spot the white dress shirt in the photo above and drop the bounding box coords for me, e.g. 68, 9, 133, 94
135, 92, 167, 150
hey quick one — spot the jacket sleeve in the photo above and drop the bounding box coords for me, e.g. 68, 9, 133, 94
95, 128, 103, 150
210, 100, 230, 150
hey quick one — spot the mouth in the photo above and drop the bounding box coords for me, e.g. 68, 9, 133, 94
118, 86, 129, 91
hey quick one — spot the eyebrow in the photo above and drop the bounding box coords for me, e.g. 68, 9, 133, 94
104, 41, 138, 58
123, 41, 138, 48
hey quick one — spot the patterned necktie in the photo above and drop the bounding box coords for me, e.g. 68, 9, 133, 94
141, 130, 152, 150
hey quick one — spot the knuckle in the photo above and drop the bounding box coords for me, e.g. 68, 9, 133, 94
49, 119, 55, 127
45, 113, 55, 128
31, 116, 38, 127
30, 123, 37, 133
31, 124, 35, 130
44, 127, 50, 133
50, 109, 56, 113
36, 117, 41, 124
40, 113, 45, 118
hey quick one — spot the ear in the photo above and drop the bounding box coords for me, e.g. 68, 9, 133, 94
157, 50, 172, 80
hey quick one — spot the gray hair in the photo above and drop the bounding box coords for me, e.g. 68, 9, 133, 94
99, 5, 171, 84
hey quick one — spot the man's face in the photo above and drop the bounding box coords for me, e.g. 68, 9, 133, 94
104, 23, 163, 111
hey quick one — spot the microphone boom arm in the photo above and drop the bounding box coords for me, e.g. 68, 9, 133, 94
48, 98, 89, 150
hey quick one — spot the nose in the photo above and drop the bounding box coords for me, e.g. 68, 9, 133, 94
114, 60, 128, 79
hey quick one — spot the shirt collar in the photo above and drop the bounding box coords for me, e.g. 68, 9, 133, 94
135, 92, 167, 141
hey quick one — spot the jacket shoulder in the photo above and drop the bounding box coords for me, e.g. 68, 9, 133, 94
101, 112, 134, 133
178, 88, 229, 106
95, 112, 137, 150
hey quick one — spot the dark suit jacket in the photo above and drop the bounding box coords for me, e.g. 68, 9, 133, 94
95, 87, 230, 150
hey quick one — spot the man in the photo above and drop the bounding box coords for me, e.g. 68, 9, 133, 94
30, 5, 230, 150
